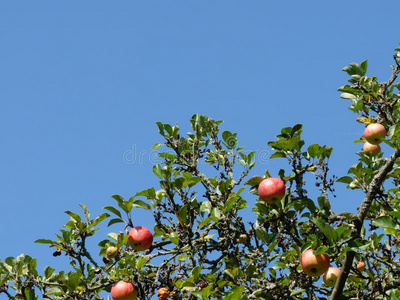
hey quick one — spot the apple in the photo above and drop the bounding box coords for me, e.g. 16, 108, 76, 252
106, 246, 119, 258
357, 261, 365, 272
111, 281, 138, 300
300, 249, 330, 277
362, 142, 381, 155
258, 178, 286, 204
323, 266, 341, 287
128, 226, 153, 251
236, 234, 248, 243
364, 123, 386, 145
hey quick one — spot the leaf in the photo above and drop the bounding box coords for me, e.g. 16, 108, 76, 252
107, 218, 125, 227
244, 176, 263, 186
222, 131, 238, 149
388, 123, 400, 140
191, 291, 203, 300
79, 204, 90, 222
200, 201, 212, 214
179, 205, 188, 224
111, 195, 126, 212
336, 176, 353, 184
290, 289, 306, 296
169, 232, 179, 246
307, 144, 320, 158
64, 211, 81, 223
190, 266, 201, 281
270, 152, 287, 159
103, 206, 122, 218
35, 239, 54, 245
151, 143, 163, 150
372, 216, 398, 230
152, 164, 163, 178
312, 218, 337, 244
89, 213, 110, 229
133, 200, 152, 211
197, 217, 212, 229
342, 61, 368, 77
222, 285, 245, 300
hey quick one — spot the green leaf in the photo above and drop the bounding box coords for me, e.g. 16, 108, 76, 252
89, 213, 109, 229
136, 257, 149, 270
290, 289, 306, 296
317, 196, 331, 211
270, 152, 287, 158
222, 131, 238, 149
222, 285, 245, 300
307, 144, 320, 158
103, 206, 122, 218
179, 205, 188, 224
44, 266, 55, 278
372, 215, 398, 229
107, 218, 125, 227
312, 218, 337, 244
197, 217, 213, 229
388, 123, 400, 140
342, 61, 368, 77
35, 239, 54, 244
133, 199, 152, 211
200, 201, 212, 214
152, 164, 163, 178
336, 176, 353, 184
79, 204, 90, 222
64, 211, 81, 223
191, 291, 203, 300
170, 232, 179, 245
244, 176, 263, 186
190, 266, 201, 281
66, 272, 80, 291
151, 143, 163, 150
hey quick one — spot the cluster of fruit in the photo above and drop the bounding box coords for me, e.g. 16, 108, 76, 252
109, 226, 155, 300
300, 249, 365, 287
256, 125, 384, 287
109, 122, 386, 300
362, 123, 386, 155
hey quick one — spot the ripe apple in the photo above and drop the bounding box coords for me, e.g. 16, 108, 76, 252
362, 142, 381, 155
111, 281, 138, 300
357, 261, 365, 272
300, 249, 330, 277
128, 226, 153, 251
106, 246, 119, 259
364, 123, 386, 145
257, 178, 286, 204
323, 266, 341, 287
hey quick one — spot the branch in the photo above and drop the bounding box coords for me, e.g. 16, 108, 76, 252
329, 149, 400, 300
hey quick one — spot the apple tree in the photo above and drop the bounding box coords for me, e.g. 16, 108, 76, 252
1, 45, 400, 300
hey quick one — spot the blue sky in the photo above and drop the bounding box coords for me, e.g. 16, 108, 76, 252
0, 0, 399, 289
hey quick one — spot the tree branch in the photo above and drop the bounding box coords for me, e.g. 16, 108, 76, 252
330, 149, 400, 300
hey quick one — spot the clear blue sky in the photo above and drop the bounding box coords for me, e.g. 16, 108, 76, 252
0, 0, 398, 286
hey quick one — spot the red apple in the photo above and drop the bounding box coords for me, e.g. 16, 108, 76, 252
258, 178, 286, 204
364, 123, 386, 145
300, 249, 330, 277
323, 266, 341, 287
111, 281, 138, 300
357, 261, 365, 272
128, 226, 153, 251
362, 142, 381, 155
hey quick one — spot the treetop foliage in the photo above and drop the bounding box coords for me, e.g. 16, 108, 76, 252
2, 45, 400, 300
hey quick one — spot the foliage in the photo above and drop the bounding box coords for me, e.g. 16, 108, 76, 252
2, 46, 400, 300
